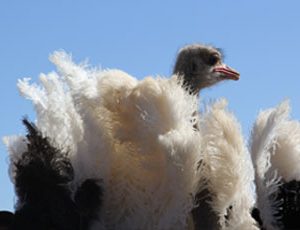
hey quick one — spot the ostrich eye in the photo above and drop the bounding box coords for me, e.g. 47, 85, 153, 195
207, 55, 219, 66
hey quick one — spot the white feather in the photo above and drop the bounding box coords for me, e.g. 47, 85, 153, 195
270, 119, 300, 182
18, 73, 84, 155
200, 99, 258, 230
250, 100, 291, 230
101, 74, 201, 229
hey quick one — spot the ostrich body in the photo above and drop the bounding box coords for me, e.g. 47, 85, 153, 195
4, 50, 202, 230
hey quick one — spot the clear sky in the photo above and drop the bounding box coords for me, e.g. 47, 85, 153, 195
1, 0, 300, 211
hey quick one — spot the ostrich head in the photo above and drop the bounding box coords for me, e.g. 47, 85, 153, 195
173, 44, 240, 95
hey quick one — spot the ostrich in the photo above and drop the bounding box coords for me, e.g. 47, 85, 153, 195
174, 45, 300, 229
173, 44, 243, 230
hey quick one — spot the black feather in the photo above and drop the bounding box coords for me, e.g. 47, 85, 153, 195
75, 179, 103, 229
10, 118, 104, 230
277, 180, 300, 229
12, 119, 79, 230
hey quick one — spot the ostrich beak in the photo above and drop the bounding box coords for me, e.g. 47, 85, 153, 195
213, 65, 240, 80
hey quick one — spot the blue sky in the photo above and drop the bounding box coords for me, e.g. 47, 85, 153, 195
1, 0, 300, 211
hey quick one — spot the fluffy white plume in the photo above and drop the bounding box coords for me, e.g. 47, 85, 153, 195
17, 73, 84, 155
200, 99, 258, 230
100, 75, 202, 229
270, 118, 300, 182
250, 100, 296, 230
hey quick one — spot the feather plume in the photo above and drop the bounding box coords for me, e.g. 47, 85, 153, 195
200, 99, 258, 230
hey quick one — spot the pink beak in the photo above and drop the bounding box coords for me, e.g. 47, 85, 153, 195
213, 65, 240, 81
